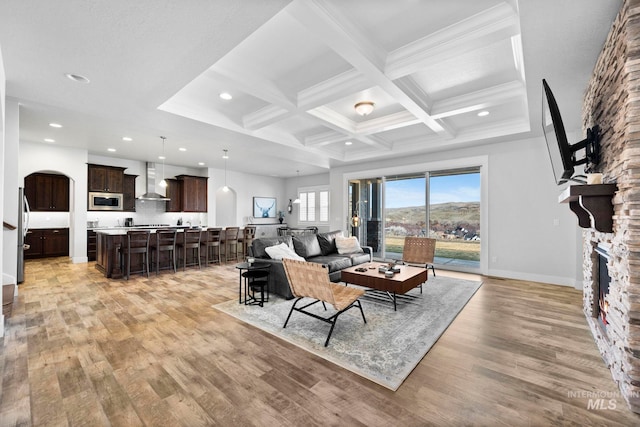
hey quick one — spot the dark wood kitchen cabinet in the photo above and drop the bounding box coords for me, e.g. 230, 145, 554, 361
123, 174, 137, 211
176, 175, 208, 212
87, 230, 97, 261
165, 178, 182, 213
24, 173, 69, 211
24, 228, 69, 259
88, 164, 125, 193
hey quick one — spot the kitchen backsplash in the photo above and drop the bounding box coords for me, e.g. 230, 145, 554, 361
87, 200, 207, 228
29, 212, 70, 229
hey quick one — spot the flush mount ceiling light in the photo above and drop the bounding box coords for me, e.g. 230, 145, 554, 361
65, 73, 90, 84
222, 149, 229, 192
159, 136, 168, 188
122, 136, 132, 141
179, 147, 187, 152
477, 110, 490, 117
49, 123, 63, 128
345, 141, 353, 145
44, 138, 55, 143
198, 162, 205, 166
219, 92, 233, 100
107, 148, 116, 152
354, 101, 375, 116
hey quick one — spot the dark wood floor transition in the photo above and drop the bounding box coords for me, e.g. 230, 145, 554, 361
1, 257, 638, 426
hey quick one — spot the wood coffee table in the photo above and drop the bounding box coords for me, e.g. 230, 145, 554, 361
341, 263, 428, 310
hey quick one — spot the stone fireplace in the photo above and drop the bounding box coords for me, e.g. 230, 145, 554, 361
581, 0, 640, 413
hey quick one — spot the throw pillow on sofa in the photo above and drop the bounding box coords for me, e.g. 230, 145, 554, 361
317, 230, 344, 255
265, 242, 305, 261
252, 236, 293, 258
335, 236, 364, 254
292, 234, 322, 258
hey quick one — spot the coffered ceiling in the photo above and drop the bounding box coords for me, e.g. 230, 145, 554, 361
0, 0, 622, 177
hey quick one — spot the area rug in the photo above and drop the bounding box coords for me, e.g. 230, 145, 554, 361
213, 275, 482, 390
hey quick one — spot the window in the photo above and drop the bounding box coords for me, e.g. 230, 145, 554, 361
299, 186, 329, 223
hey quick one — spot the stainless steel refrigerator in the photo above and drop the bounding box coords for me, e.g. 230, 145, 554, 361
17, 187, 30, 283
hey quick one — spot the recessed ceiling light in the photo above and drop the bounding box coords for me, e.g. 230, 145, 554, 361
44, 138, 55, 143
477, 111, 490, 117
219, 92, 233, 100
107, 148, 116, 152
65, 73, 90, 84
158, 155, 166, 160
345, 141, 353, 145
49, 123, 63, 128
198, 162, 205, 166
122, 136, 132, 142
179, 147, 187, 152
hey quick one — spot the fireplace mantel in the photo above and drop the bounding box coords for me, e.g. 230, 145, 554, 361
559, 184, 617, 233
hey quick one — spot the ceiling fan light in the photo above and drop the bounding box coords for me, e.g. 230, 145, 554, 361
354, 101, 375, 116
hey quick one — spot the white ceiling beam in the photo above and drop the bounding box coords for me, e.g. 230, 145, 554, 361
355, 111, 421, 135
286, 0, 451, 137
208, 67, 296, 112
305, 130, 349, 147
430, 80, 526, 119
385, 3, 520, 80
297, 69, 371, 110
242, 104, 292, 130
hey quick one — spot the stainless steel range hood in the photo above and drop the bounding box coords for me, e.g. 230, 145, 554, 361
137, 162, 170, 201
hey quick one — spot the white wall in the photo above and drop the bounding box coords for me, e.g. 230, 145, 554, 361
20, 141, 88, 263
0, 44, 5, 334
208, 167, 287, 227
324, 135, 581, 287
2, 99, 19, 282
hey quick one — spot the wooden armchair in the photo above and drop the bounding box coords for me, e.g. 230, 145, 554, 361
282, 258, 366, 347
402, 237, 436, 277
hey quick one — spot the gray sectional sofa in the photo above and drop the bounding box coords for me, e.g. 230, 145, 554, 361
248, 230, 372, 299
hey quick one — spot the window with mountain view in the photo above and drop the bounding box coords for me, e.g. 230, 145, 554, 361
428, 168, 480, 268
357, 167, 481, 270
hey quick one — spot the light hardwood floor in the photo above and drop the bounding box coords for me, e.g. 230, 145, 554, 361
1, 257, 639, 426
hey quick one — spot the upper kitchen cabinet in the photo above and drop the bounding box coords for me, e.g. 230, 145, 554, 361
123, 174, 137, 211
165, 178, 182, 213
88, 164, 125, 193
178, 175, 208, 212
24, 172, 70, 212
165, 175, 207, 212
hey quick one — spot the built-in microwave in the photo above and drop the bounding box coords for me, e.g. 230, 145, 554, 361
89, 192, 123, 211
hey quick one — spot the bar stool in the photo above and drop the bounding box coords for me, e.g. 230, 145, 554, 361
151, 228, 177, 275
239, 226, 256, 260
201, 227, 222, 266
224, 227, 240, 262
121, 230, 150, 280
242, 265, 271, 307
177, 228, 202, 270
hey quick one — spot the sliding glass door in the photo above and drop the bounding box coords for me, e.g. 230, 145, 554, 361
349, 167, 481, 271
429, 168, 480, 268
384, 174, 426, 260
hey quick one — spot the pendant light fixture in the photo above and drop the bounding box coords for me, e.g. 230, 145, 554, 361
222, 149, 229, 192
159, 136, 167, 188
292, 170, 301, 204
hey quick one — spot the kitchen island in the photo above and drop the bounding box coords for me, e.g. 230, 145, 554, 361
95, 227, 198, 278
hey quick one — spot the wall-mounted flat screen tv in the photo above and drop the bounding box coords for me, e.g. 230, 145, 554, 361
542, 79, 600, 185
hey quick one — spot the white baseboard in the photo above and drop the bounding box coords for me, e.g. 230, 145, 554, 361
488, 269, 578, 288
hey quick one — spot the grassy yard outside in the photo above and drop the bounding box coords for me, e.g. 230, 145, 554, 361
385, 235, 480, 261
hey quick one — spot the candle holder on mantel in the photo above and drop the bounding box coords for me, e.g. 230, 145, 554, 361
559, 183, 617, 233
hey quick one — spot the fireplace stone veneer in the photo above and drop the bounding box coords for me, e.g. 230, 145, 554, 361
581, 0, 640, 413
